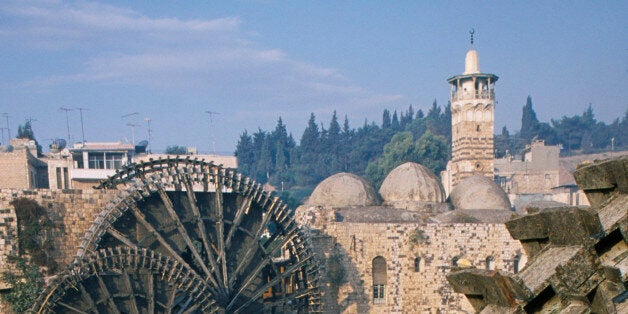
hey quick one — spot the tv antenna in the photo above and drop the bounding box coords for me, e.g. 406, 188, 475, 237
205, 111, 220, 154
59, 107, 73, 143
0, 127, 7, 145
76, 107, 89, 143
122, 112, 139, 145
144, 117, 152, 153
1, 113, 11, 140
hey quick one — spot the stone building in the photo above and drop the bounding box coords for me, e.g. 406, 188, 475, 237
442, 43, 498, 196
495, 140, 628, 209
44, 142, 238, 191
494, 140, 560, 195
0, 139, 47, 189
295, 162, 524, 313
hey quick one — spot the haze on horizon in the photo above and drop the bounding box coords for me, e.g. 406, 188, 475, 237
1, 1, 626, 154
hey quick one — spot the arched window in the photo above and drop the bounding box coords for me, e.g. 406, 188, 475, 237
485, 256, 495, 270
372, 256, 387, 304
414, 257, 421, 272
514, 255, 521, 274
452, 256, 459, 267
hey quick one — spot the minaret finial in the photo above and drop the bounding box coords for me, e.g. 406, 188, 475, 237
469, 28, 475, 46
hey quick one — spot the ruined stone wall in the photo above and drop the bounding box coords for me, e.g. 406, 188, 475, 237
0, 188, 116, 271
302, 211, 524, 313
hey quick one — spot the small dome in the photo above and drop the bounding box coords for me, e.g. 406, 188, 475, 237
308, 173, 381, 207
464, 49, 480, 75
379, 162, 445, 204
450, 175, 511, 210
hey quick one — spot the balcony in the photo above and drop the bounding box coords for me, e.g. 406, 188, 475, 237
71, 168, 116, 180
451, 90, 494, 102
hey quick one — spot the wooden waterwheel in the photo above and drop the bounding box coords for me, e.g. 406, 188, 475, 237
31, 158, 321, 313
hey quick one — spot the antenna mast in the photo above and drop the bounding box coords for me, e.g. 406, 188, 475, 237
1, 113, 11, 140
205, 111, 220, 154
122, 112, 139, 145
59, 107, 73, 143
76, 107, 89, 143
144, 117, 152, 153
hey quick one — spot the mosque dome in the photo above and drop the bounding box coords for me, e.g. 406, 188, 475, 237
450, 175, 511, 210
308, 172, 381, 207
463, 49, 480, 75
379, 162, 445, 205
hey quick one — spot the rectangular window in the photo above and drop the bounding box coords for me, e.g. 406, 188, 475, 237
105, 153, 124, 169
73, 153, 84, 169
56, 167, 62, 189
88, 153, 105, 169
63, 167, 69, 189
373, 284, 385, 304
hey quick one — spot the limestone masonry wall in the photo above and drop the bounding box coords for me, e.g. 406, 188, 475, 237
0, 188, 117, 272
300, 207, 524, 313
0, 151, 31, 189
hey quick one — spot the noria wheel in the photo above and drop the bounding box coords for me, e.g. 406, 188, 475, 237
33, 158, 321, 313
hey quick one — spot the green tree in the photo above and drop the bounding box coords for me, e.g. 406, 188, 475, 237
414, 131, 448, 175
520, 96, 540, 142
16, 120, 42, 156
235, 131, 255, 176
391, 110, 400, 130
296, 113, 322, 186
365, 132, 417, 188
269, 117, 295, 187
17, 121, 35, 140
164, 145, 187, 155
382, 109, 392, 129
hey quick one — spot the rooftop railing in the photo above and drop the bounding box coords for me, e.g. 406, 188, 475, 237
451, 90, 494, 102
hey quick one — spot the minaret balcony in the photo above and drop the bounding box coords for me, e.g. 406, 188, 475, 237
451, 90, 494, 102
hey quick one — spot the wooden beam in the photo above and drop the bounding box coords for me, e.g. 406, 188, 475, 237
155, 184, 214, 282
182, 174, 223, 289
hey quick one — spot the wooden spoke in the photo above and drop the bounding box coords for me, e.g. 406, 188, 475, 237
121, 269, 139, 314
147, 272, 155, 314
57, 301, 90, 313
229, 257, 310, 313
182, 174, 223, 287
94, 273, 121, 314
155, 184, 213, 280
230, 198, 279, 287
106, 227, 138, 248
224, 194, 253, 250
77, 281, 97, 312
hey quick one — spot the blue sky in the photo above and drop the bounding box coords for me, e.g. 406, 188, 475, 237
1, 1, 626, 154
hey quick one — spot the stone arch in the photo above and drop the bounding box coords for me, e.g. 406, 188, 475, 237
483, 108, 492, 121
414, 256, 422, 272
485, 256, 495, 270
475, 109, 483, 121
372, 256, 387, 304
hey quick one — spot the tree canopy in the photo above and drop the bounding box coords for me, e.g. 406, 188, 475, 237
235, 97, 626, 206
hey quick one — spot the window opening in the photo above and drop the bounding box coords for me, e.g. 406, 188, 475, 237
372, 256, 387, 304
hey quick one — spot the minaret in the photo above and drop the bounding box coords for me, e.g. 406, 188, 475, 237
447, 31, 498, 189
